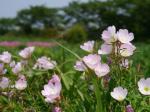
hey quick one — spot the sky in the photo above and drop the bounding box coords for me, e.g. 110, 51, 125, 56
0, 0, 88, 18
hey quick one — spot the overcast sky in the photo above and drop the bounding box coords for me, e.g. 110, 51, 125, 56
0, 0, 88, 18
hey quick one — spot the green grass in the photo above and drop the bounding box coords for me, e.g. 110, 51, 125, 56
0, 36, 63, 42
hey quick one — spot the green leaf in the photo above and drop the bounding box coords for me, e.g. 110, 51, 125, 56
56, 42, 82, 60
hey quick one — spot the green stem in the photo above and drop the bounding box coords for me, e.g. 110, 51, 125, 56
55, 66, 69, 90
92, 78, 103, 112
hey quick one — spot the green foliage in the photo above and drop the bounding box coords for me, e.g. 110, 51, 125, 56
0, 18, 16, 35
0, 0, 150, 41
64, 24, 88, 43
16, 5, 58, 35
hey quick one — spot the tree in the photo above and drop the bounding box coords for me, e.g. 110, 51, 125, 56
16, 5, 58, 34
0, 18, 16, 35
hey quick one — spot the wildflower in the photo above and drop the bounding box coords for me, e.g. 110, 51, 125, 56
52, 106, 61, 112
83, 54, 101, 70
41, 74, 62, 103
9, 61, 16, 68
94, 63, 110, 77
101, 26, 117, 43
98, 43, 112, 55
0, 63, 7, 75
0, 77, 9, 89
0, 63, 4, 72
33, 56, 57, 70
111, 86, 128, 101
138, 78, 150, 95
12, 62, 22, 74
126, 105, 134, 112
0, 51, 11, 63
20, 60, 28, 66
120, 43, 136, 57
15, 75, 27, 90
120, 59, 129, 68
117, 29, 134, 44
80, 40, 95, 52
74, 61, 87, 71
19, 46, 35, 59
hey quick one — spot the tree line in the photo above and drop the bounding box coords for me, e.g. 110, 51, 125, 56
0, 0, 150, 42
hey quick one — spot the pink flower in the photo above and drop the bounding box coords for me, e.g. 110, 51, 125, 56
41, 74, 62, 103
80, 40, 95, 52
19, 47, 35, 59
74, 61, 87, 71
33, 56, 57, 70
120, 59, 129, 68
101, 26, 117, 43
53, 106, 61, 112
94, 63, 110, 77
111, 86, 128, 101
0, 63, 4, 72
15, 75, 27, 90
9, 61, 16, 68
83, 54, 101, 69
0, 77, 9, 89
12, 62, 22, 74
98, 43, 112, 55
0, 51, 11, 63
126, 105, 134, 112
120, 43, 136, 57
0, 63, 6, 75
117, 29, 134, 44
138, 78, 150, 95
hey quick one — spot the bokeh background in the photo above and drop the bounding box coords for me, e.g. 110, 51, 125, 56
0, 1, 150, 111
0, 0, 150, 44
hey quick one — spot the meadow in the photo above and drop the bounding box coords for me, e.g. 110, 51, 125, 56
0, 33, 150, 112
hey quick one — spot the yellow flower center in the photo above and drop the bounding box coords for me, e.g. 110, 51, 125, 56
144, 87, 150, 92
118, 96, 123, 101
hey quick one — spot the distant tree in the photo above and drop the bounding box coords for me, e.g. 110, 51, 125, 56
16, 5, 58, 34
63, 0, 150, 40
0, 18, 16, 35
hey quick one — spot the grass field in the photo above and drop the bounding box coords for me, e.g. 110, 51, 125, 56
0, 37, 150, 111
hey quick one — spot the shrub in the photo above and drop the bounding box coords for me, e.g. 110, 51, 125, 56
40, 28, 59, 38
64, 24, 88, 43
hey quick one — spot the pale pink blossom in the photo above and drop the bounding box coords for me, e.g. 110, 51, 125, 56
94, 63, 110, 77
0, 51, 11, 63
0, 63, 7, 75
53, 107, 61, 112
74, 61, 87, 71
9, 61, 16, 68
33, 56, 57, 70
120, 59, 129, 68
15, 75, 27, 90
12, 62, 22, 74
126, 105, 134, 112
0, 63, 4, 72
20, 60, 28, 66
41, 74, 62, 103
117, 29, 134, 44
138, 78, 150, 95
98, 43, 112, 55
120, 43, 136, 57
19, 46, 35, 59
0, 77, 9, 89
101, 26, 117, 43
111, 86, 128, 101
80, 40, 95, 52
83, 54, 101, 70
